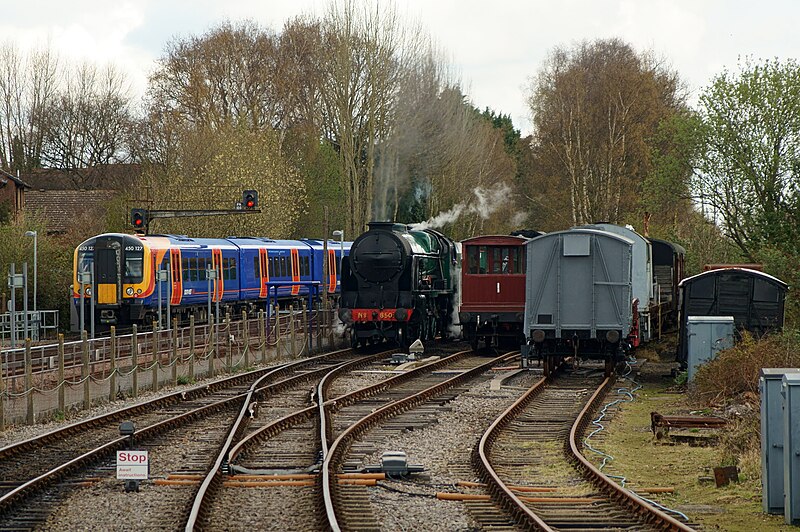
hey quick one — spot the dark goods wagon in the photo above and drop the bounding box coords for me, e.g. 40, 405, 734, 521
459, 234, 529, 350
523, 229, 634, 375
338, 222, 458, 348
676, 268, 788, 368
648, 238, 686, 329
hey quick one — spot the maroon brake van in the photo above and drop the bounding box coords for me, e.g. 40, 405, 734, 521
459, 235, 530, 349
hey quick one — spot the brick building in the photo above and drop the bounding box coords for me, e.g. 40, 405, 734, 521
0, 169, 31, 221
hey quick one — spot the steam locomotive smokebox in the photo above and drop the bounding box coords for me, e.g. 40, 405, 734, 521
686, 316, 734, 381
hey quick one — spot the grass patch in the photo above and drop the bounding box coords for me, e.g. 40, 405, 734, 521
592, 378, 787, 531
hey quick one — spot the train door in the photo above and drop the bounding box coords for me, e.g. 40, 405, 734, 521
95, 238, 121, 305
290, 248, 300, 295
170, 248, 182, 305
212, 249, 224, 301
258, 249, 270, 298
328, 249, 337, 293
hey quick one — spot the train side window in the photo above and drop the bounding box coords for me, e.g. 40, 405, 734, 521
183, 258, 190, 281
302, 256, 310, 276
467, 246, 478, 274
269, 257, 276, 278
754, 279, 780, 302
254, 256, 260, 278
222, 258, 230, 281
199, 258, 206, 281
189, 258, 198, 281
689, 276, 715, 299
492, 247, 503, 274
230, 257, 237, 280
280, 256, 287, 277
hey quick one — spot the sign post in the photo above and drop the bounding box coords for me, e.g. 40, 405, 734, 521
117, 450, 148, 491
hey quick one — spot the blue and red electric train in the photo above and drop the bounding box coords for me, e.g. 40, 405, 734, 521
71, 233, 351, 329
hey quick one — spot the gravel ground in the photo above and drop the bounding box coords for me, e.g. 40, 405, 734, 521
2, 347, 536, 531
358, 368, 541, 531
39, 410, 234, 531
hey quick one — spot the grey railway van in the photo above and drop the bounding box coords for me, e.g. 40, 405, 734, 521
523, 228, 634, 362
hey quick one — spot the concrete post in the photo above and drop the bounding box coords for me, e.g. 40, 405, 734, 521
81, 331, 90, 410
189, 315, 195, 381
131, 324, 139, 398
58, 333, 65, 412
109, 327, 117, 402
25, 338, 34, 424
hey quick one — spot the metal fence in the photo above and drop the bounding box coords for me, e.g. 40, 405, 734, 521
0, 310, 60, 345
0, 303, 346, 429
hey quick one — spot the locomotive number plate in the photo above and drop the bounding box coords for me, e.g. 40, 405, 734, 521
352, 309, 397, 321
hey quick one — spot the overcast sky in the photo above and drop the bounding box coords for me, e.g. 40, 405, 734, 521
4, 0, 799, 135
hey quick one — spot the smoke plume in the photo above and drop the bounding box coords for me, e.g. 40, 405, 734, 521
411, 183, 512, 230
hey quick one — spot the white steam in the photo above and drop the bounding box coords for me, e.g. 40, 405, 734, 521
511, 211, 528, 228
411, 184, 512, 230
448, 242, 463, 339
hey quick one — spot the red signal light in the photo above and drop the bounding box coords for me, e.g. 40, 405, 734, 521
131, 208, 148, 229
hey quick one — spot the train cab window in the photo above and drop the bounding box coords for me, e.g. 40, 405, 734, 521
78, 250, 93, 275
492, 248, 503, 273
303, 256, 311, 276
124, 249, 144, 282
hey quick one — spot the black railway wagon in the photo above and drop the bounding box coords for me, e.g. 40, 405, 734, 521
676, 267, 788, 367
649, 238, 686, 328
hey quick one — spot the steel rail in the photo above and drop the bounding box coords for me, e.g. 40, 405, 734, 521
228, 349, 475, 464
184, 349, 393, 531
0, 348, 356, 519
568, 377, 696, 531
0, 347, 353, 461
321, 351, 518, 532
474, 373, 554, 531
0, 386, 250, 516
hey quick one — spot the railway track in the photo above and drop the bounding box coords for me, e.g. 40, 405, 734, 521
0, 346, 375, 529
321, 350, 520, 531
474, 363, 695, 531
184, 343, 471, 530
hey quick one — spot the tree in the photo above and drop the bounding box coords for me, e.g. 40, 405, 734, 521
527, 39, 686, 227
40, 63, 134, 172
693, 58, 800, 260
0, 43, 58, 172
318, 0, 414, 234
144, 123, 306, 238
147, 21, 280, 132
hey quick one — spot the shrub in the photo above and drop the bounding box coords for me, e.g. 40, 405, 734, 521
691, 329, 800, 405
691, 329, 800, 474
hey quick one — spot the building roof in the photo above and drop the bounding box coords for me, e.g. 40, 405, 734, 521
0, 168, 32, 188
20, 164, 141, 191
26, 189, 119, 232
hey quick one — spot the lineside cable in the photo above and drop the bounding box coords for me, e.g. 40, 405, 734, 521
583, 357, 690, 522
